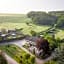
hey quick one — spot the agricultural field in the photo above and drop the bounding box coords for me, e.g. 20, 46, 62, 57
0, 14, 31, 23
0, 14, 64, 38
0, 23, 49, 35
0, 44, 35, 64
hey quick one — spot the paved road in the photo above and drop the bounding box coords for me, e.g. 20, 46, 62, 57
0, 39, 26, 46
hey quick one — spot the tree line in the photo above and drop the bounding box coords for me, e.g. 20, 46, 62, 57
27, 11, 64, 29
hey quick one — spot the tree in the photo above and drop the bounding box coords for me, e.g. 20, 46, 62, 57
30, 30, 37, 36
36, 37, 50, 54
27, 11, 57, 25
57, 15, 64, 28
45, 43, 64, 64
52, 43, 64, 64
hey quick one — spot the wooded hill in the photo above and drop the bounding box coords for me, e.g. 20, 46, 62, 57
27, 11, 64, 29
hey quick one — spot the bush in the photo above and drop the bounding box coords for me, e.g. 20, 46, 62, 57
45, 34, 61, 52
45, 60, 58, 64
45, 43, 64, 64
28, 56, 35, 64
30, 30, 37, 36
23, 53, 30, 59
53, 44, 64, 64
20, 53, 35, 64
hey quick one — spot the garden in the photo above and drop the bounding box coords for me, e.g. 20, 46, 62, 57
0, 44, 35, 64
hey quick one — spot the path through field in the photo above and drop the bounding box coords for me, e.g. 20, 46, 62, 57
4, 53, 18, 64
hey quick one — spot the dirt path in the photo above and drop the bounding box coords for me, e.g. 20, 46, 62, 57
35, 58, 44, 64
4, 53, 18, 64
0, 39, 53, 64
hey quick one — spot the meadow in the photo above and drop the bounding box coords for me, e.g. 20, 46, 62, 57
0, 14, 64, 38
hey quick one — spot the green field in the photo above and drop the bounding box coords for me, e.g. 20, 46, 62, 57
0, 14, 64, 38
0, 14, 31, 23
0, 14, 49, 35
0, 44, 35, 64
0, 23, 49, 35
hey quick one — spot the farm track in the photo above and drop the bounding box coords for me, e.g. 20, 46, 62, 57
5, 53, 18, 64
